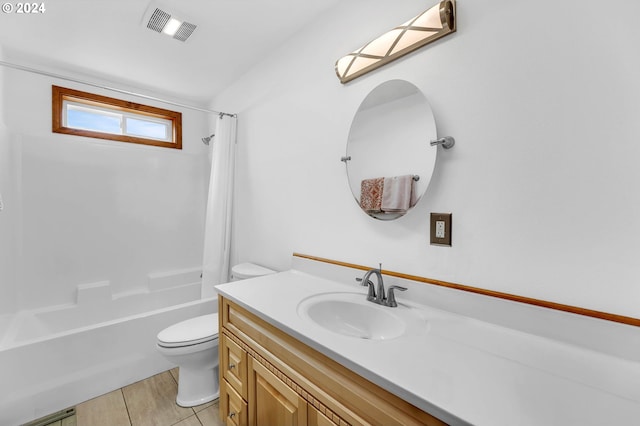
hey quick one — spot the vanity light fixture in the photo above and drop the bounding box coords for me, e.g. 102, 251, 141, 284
335, 0, 456, 84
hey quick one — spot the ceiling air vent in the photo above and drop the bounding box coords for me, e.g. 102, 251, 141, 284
142, 3, 197, 42
173, 22, 197, 42
147, 8, 171, 33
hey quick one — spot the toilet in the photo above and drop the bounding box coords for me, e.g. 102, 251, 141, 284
156, 262, 275, 407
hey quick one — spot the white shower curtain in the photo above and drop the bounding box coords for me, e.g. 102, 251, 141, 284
201, 114, 236, 298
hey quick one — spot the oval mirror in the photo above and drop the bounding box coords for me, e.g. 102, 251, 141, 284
345, 80, 437, 220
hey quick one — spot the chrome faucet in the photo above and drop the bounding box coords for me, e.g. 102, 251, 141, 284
356, 264, 407, 307
358, 264, 384, 303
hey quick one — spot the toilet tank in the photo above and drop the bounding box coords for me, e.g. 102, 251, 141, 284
231, 262, 276, 281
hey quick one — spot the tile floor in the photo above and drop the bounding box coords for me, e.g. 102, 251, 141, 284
43, 369, 222, 426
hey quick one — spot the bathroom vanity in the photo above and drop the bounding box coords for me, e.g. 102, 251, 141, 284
216, 254, 640, 426
218, 296, 443, 425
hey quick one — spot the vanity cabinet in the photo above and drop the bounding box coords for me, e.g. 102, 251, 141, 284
218, 296, 446, 426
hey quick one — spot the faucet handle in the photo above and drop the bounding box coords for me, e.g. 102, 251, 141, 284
356, 277, 376, 301
386, 285, 407, 307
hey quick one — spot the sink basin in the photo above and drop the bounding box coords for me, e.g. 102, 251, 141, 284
297, 292, 427, 340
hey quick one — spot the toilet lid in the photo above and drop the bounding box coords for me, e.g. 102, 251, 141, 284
232, 262, 275, 279
157, 314, 219, 348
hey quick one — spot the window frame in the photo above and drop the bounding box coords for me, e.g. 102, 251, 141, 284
52, 85, 182, 149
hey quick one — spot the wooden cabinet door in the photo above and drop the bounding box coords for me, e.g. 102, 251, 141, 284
248, 357, 308, 426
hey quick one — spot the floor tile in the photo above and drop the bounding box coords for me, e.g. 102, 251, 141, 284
169, 367, 179, 383
75, 389, 131, 426
61, 415, 77, 426
122, 371, 194, 426
38, 369, 220, 426
193, 399, 215, 413
171, 414, 203, 426
195, 403, 224, 426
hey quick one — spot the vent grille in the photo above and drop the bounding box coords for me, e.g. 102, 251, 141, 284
143, 6, 197, 42
174, 22, 197, 42
147, 8, 170, 33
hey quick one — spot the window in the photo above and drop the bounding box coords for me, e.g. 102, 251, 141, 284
52, 86, 182, 149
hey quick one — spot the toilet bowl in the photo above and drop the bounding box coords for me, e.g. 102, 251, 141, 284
156, 262, 275, 407
157, 314, 219, 407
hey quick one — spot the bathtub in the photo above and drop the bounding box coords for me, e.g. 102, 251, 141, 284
0, 275, 217, 426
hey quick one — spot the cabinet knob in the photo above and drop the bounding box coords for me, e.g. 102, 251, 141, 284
228, 363, 236, 370
229, 411, 236, 419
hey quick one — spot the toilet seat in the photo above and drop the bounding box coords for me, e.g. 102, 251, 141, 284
157, 314, 219, 348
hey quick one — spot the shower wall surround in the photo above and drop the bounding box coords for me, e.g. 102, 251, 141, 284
0, 65, 212, 314
213, 0, 640, 320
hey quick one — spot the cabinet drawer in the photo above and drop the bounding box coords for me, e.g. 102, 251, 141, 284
221, 379, 248, 426
221, 333, 248, 398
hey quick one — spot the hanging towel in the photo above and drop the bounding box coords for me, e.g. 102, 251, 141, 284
360, 177, 384, 213
381, 175, 414, 213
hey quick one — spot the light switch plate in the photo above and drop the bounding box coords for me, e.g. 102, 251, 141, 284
430, 213, 452, 246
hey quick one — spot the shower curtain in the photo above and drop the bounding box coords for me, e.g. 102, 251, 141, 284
201, 114, 237, 298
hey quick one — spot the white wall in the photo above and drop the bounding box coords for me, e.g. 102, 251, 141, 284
0, 45, 18, 314
0, 65, 212, 313
213, 0, 640, 318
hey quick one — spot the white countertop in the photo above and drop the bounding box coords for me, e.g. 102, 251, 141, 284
216, 270, 640, 426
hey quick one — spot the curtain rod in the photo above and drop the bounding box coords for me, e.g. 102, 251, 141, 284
0, 60, 236, 118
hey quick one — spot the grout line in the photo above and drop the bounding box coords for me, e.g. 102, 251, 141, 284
120, 388, 133, 426
169, 413, 204, 426
196, 413, 204, 426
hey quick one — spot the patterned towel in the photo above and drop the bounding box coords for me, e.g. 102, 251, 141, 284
360, 178, 384, 213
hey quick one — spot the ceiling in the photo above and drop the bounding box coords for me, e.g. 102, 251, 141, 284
0, 0, 342, 105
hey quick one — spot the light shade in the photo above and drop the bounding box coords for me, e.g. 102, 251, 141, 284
162, 18, 182, 36
335, 0, 456, 84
